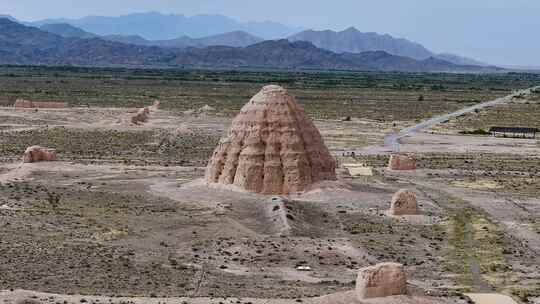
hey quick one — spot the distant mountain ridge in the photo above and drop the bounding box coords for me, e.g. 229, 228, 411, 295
41, 23, 263, 48
0, 18, 501, 73
40, 23, 97, 39
433, 53, 488, 67
104, 31, 263, 48
288, 27, 488, 67
19, 13, 490, 67
31, 12, 301, 40
0, 18, 173, 66
288, 27, 433, 60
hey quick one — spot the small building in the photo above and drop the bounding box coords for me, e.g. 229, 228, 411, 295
489, 127, 539, 139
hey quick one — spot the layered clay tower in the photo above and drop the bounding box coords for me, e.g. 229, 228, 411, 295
206, 85, 336, 194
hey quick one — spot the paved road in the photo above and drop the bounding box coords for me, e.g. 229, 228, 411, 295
385, 86, 540, 151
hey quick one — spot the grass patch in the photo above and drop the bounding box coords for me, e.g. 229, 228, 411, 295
444, 197, 510, 292
0, 127, 219, 165
2, 66, 538, 121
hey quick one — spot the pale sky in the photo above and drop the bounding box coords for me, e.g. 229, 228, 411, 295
1, 0, 539, 66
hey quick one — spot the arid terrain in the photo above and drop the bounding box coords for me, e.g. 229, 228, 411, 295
0, 67, 539, 304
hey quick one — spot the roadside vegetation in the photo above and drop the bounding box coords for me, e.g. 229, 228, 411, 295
1, 66, 540, 121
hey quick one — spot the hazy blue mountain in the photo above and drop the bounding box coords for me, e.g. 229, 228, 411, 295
0, 18, 174, 66
10, 13, 491, 66
288, 27, 433, 60
0, 14, 18, 22
174, 40, 500, 72
37, 21, 263, 48
0, 18, 500, 72
31, 12, 300, 40
434, 53, 489, 67
193, 31, 263, 47
105, 31, 263, 48
101, 34, 153, 46
287, 27, 494, 66
40, 23, 97, 39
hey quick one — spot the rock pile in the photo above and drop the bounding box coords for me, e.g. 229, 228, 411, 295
14, 99, 66, 109
205, 85, 336, 194
23, 146, 57, 163
131, 107, 150, 124
356, 262, 407, 299
150, 100, 160, 111
388, 153, 416, 170
390, 189, 419, 215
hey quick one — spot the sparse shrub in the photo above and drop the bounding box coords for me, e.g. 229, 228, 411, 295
46, 191, 61, 209
459, 129, 490, 135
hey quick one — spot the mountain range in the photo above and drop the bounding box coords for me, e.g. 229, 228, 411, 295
288, 27, 432, 60
10, 12, 484, 67
1, 12, 490, 67
0, 18, 501, 73
39, 23, 264, 48
36, 19, 486, 67
28, 12, 300, 40
288, 27, 487, 66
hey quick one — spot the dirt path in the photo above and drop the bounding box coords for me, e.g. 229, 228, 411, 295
386, 86, 540, 150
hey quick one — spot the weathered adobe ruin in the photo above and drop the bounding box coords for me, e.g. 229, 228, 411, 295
14, 99, 67, 109
22, 146, 57, 163
390, 189, 419, 216
150, 100, 160, 111
356, 262, 407, 299
388, 153, 417, 170
131, 107, 150, 124
205, 85, 336, 194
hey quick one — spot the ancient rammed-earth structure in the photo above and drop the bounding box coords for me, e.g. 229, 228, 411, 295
23, 146, 57, 163
390, 189, 419, 216
206, 85, 336, 194
388, 153, 416, 170
356, 263, 407, 299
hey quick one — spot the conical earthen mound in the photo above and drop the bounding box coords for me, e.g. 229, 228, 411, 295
206, 85, 336, 194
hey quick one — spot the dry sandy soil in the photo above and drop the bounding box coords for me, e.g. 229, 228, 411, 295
0, 102, 539, 304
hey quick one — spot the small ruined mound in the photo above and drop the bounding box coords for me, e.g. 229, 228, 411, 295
150, 100, 160, 111
14, 99, 66, 109
205, 85, 336, 194
388, 153, 416, 170
131, 107, 150, 124
200, 104, 215, 112
356, 263, 407, 299
22, 146, 57, 163
390, 189, 419, 216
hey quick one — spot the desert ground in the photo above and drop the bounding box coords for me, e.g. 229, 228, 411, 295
0, 67, 539, 304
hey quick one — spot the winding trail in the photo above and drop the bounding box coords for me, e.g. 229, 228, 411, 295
386, 86, 540, 150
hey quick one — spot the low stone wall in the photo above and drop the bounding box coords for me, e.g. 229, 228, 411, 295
14, 99, 67, 109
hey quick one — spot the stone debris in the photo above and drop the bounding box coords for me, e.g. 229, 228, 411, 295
390, 189, 419, 216
388, 153, 416, 170
200, 104, 215, 112
465, 293, 518, 304
150, 100, 160, 110
356, 262, 407, 299
205, 85, 336, 194
342, 163, 373, 176
131, 107, 150, 124
22, 146, 57, 163
14, 99, 67, 108
296, 265, 312, 271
